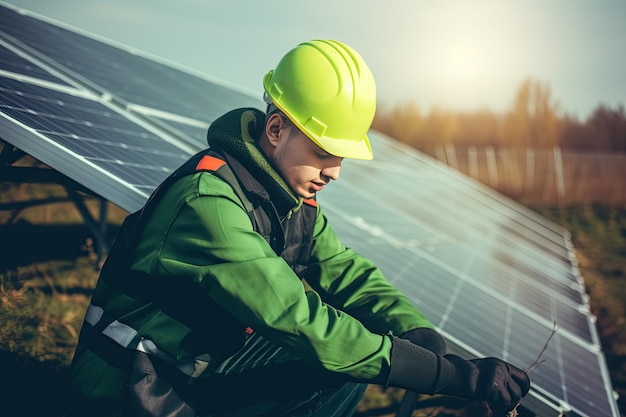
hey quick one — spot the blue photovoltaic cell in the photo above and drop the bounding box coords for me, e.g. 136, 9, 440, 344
0, 5, 260, 124
0, 43, 70, 85
144, 115, 209, 148
0, 4, 619, 417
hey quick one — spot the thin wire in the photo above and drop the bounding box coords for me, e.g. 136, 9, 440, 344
508, 321, 560, 417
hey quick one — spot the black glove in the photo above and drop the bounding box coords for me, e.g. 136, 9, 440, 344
385, 337, 531, 413
437, 354, 531, 412
399, 327, 446, 355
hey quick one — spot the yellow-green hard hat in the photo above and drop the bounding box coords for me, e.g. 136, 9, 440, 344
263, 40, 376, 160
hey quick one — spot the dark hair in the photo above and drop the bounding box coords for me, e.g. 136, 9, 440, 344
266, 105, 293, 127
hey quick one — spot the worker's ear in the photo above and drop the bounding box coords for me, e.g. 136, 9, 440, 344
265, 113, 286, 147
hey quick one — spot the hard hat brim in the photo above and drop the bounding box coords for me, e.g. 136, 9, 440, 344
267, 96, 374, 160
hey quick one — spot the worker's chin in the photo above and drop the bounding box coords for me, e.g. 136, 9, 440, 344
298, 188, 316, 199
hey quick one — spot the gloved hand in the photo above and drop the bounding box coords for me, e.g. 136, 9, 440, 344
399, 327, 446, 355
437, 355, 531, 412
384, 336, 531, 414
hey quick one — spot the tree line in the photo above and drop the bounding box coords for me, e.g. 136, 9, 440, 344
373, 78, 626, 153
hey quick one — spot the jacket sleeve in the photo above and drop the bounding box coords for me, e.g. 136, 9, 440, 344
303, 204, 435, 336
134, 174, 392, 380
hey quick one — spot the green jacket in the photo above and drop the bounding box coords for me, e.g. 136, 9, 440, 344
69, 108, 434, 409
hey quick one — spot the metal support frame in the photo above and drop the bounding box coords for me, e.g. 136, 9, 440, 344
395, 391, 419, 417
1, 139, 112, 265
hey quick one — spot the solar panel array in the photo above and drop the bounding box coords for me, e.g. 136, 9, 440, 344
0, 3, 259, 212
0, 3, 619, 417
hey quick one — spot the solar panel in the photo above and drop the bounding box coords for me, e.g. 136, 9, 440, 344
0, 43, 71, 85
321, 138, 618, 416
0, 75, 193, 210
0, 5, 255, 125
0, 3, 620, 417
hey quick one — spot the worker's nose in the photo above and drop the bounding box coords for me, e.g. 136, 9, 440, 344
321, 159, 342, 182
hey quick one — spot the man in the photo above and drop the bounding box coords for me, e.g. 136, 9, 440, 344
69, 40, 530, 417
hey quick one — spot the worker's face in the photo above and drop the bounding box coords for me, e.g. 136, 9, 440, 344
266, 114, 343, 199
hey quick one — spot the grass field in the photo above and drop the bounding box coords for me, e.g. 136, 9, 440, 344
0, 195, 624, 416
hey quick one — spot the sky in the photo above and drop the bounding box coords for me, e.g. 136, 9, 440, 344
4, 0, 626, 120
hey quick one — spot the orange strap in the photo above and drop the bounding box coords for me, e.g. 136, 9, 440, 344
303, 198, 318, 208
195, 155, 226, 172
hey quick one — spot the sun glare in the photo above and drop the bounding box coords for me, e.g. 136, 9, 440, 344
444, 45, 481, 80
